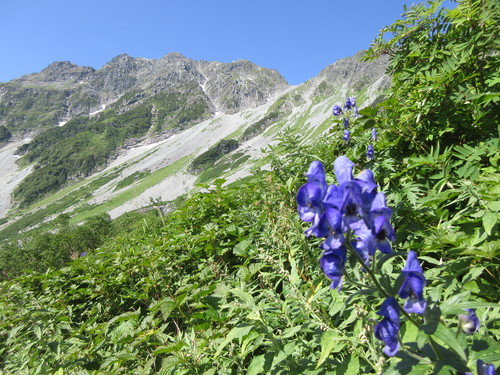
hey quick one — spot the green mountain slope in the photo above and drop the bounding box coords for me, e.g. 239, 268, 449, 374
0, 2, 498, 373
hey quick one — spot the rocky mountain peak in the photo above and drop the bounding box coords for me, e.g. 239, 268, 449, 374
14, 61, 95, 86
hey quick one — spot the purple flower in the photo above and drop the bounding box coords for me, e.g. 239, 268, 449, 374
367, 145, 374, 160
306, 160, 328, 196
374, 297, 400, 357
372, 215, 396, 254
371, 127, 378, 141
318, 207, 345, 249
477, 360, 496, 375
296, 183, 323, 223
344, 97, 354, 110
332, 105, 343, 116
343, 118, 349, 128
338, 180, 365, 229
458, 309, 480, 335
320, 246, 347, 291
296, 161, 329, 236
334, 156, 354, 185
356, 169, 378, 212
343, 129, 351, 144
398, 251, 427, 314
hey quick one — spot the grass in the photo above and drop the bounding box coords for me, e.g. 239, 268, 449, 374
71, 155, 192, 222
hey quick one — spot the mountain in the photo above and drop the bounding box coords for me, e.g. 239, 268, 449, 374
0, 51, 389, 238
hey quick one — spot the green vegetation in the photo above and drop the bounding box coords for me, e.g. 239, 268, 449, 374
0, 125, 12, 142
195, 152, 251, 184
189, 139, 239, 172
12, 84, 211, 207
114, 170, 151, 191
0, 213, 113, 279
0, 1, 498, 373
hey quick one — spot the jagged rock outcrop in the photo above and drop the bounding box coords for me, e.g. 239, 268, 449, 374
0, 53, 289, 134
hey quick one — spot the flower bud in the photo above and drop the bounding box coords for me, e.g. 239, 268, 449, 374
458, 308, 480, 335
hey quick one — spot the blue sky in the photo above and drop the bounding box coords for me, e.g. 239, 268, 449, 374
1, 1, 442, 85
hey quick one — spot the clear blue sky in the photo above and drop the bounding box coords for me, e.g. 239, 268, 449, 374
0, 0, 448, 85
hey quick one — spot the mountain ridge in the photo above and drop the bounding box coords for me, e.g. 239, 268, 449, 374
0, 50, 390, 237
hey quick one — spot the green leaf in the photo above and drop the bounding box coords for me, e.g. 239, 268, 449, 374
432, 324, 467, 361
214, 325, 254, 358
233, 239, 253, 256
316, 330, 345, 368
335, 355, 359, 375
482, 211, 498, 235
247, 353, 273, 375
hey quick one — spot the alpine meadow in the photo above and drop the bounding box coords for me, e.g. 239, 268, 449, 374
0, 0, 499, 374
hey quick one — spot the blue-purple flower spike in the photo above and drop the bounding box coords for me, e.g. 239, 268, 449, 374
367, 145, 375, 160
374, 297, 400, 357
344, 97, 354, 110
398, 251, 427, 314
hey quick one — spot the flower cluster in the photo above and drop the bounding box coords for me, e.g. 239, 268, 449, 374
333, 97, 374, 159
374, 250, 427, 356
296, 156, 396, 290
297, 156, 431, 358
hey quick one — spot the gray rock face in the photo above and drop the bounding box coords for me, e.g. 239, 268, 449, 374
310, 51, 391, 99
14, 61, 96, 87
0, 52, 290, 133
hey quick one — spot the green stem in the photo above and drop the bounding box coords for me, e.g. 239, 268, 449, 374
345, 239, 390, 298
345, 232, 444, 361
401, 344, 433, 364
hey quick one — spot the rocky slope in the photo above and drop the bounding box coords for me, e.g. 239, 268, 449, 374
0, 51, 389, 235
0, 53, 288, 133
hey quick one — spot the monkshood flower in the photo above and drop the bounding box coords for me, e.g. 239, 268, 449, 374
296, 161, 328, 237
343, 118, 349, 128
344, 97, 355, 110
320, 246, 347, 291
458, 308, 480, 335
297, 157, 397, 288
332, 104, 343, 116
374, 297, 400, 357
367, 144, 374, 160
343, 129, 351, 144
477, 360, 496, 375
371, 127, 378, 141
398, 251, 427, 314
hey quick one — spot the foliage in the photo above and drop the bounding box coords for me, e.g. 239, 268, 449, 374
364, 0, 500, 157
189, 139, 240, 172
0, 213, 113, 279
114, 171, 151, 191
11, 83, 211, 208
0, 125, 12, 142
0, 0, 499, 374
